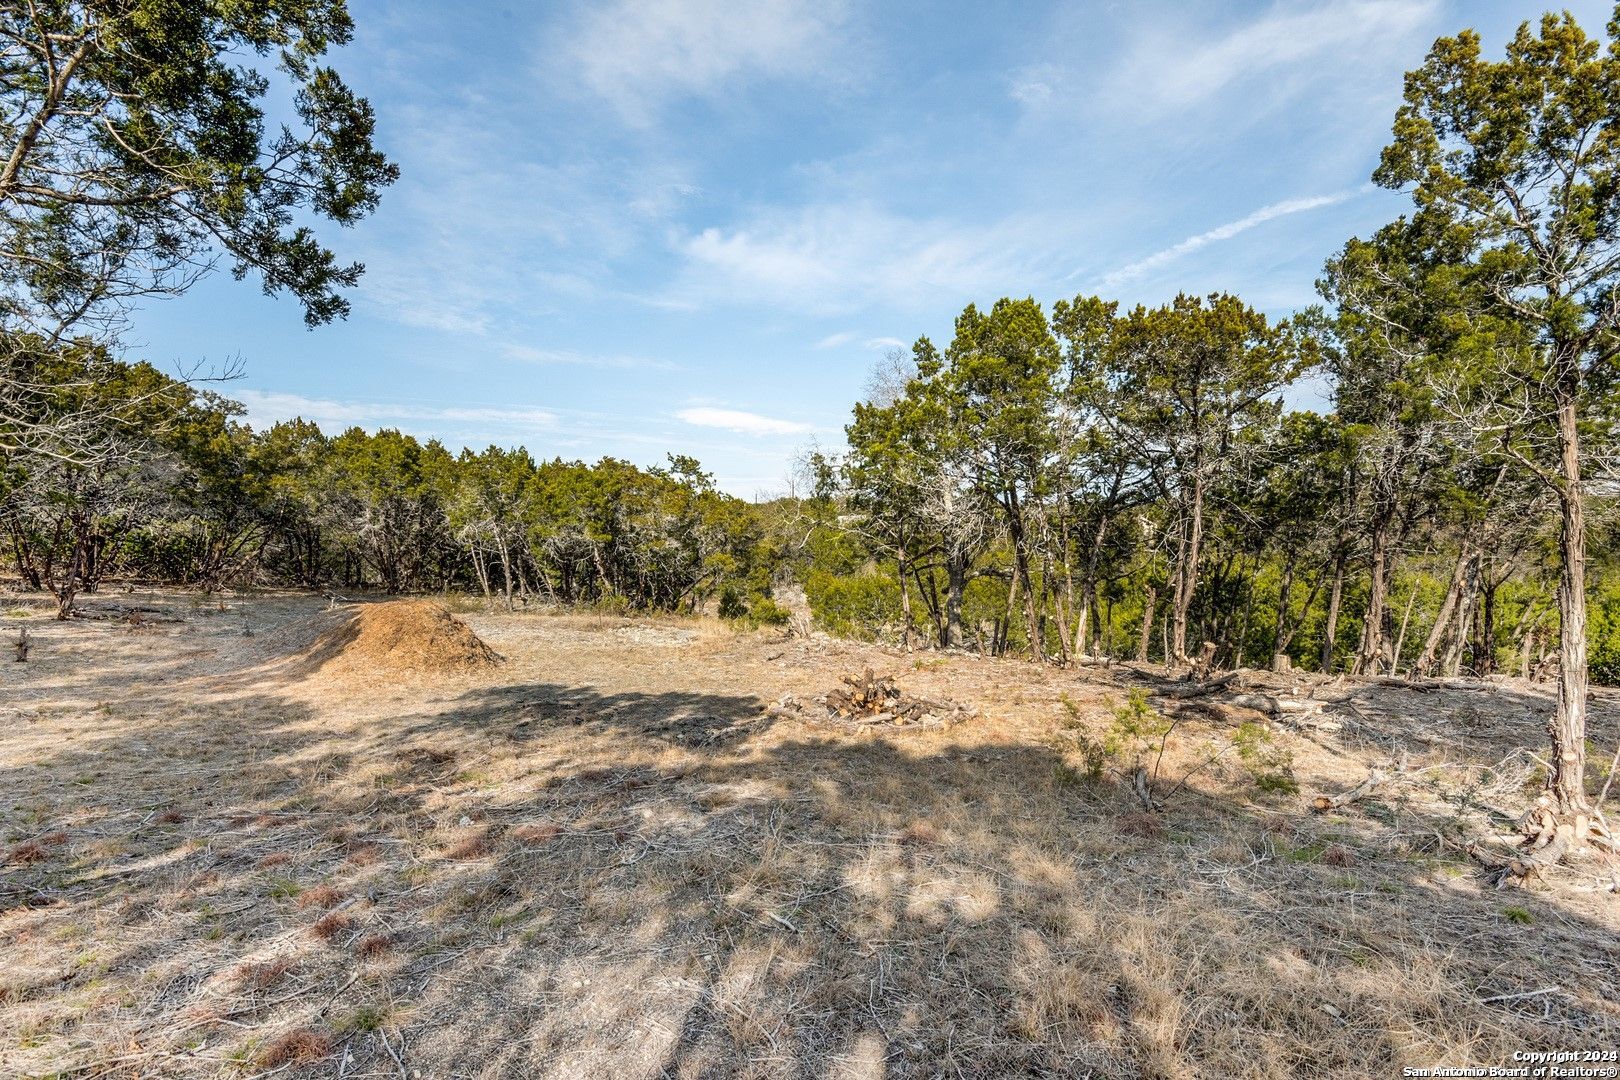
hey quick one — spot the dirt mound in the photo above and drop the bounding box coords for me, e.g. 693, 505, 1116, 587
271, 601, 501, 678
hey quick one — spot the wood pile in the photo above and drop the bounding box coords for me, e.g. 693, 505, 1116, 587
769, 668, 978, 729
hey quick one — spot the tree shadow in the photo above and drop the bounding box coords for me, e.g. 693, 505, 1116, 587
2, 670, 1618, 1079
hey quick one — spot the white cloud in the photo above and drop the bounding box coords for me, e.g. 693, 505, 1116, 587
1097, 189, 1361, 288
675, 406, 814, 437
232, 390, 558, 434
815, 332, 909, 352
1105, 0, 1441, 113
1008, 64, 1059, 107
501, 343, 677, 371
354, 100, 700, 336
670, 203, 1053, 315
556, 0, 850, 122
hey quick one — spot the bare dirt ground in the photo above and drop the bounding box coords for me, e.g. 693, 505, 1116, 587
2, 591, 1618, 1079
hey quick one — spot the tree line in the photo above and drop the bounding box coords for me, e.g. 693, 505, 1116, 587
1, 348, 779, 621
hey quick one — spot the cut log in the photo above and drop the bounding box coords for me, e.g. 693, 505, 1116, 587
1169, 700, 1271, 726
1312, 769, 1386, 812
1227, 693, 1324, 717
1160, 672, 1240, 699
1191, 641, 1218, 679
780, 671, 977, 729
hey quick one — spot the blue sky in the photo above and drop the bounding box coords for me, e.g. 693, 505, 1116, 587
125, 0, 1609, 496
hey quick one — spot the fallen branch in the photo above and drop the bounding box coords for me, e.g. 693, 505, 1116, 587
1357, 674, 1497, 693
1159, 672, 1241, 699
1312, 769, 1387, 812
1478, 986, 1561, 1005
1227, 692, 1324, 717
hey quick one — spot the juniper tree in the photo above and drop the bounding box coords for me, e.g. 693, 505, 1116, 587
0, 1, 395, 463
1108, 294, 1311, 663
1375, 7, 1620, 857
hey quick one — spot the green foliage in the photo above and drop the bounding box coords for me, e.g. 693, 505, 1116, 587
1232, 722, 1298, 795
717, 585, 749, 621
336, 1006, 388, 1034
804, 568, 900, 640
1103, 690, 1174, 770
1501, 906, 1534, 926
0, 0, 398, 333
1587, 577, 1620, 684
1055, 695, 1108, 787
744, 596, 792, 627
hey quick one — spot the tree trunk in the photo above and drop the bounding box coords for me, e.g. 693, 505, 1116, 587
54, 515, 89, 619
897, 546, 912, 650
1546, 384, 1593, 840
1478, 573, 1498, 677
1415, 544, 1473, 677
1321, 549, 1346, 674
1137, 584, 1156, 663
1059, 513, 1078, 662
1051, 557, 1073, 664
496, 533, 515, 612
1356, 517, 1392, 675
1234, 554, 1257, 668
1171, 476, 1204, 662
1271, 557, 1296, 670
1390, 578, 1419, 674
1075, 504, 1113, 657
914, 561, 944, 643
1000, 567, 1020, 657
1441, 550, 1479, 678
1006, 494, 1044, 661
944, 549, 966, 648
8, 516, 42, 589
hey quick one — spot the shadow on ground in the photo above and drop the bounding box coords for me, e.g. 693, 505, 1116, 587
2, 662, 1617, 1079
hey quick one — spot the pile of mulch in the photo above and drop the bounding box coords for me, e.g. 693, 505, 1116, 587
265, 600, 502, 679
768, 668, 978, 729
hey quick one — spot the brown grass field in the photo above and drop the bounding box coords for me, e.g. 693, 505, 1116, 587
1, 592, 1617, 1079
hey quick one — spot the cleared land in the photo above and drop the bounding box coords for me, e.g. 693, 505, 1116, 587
1, 593, 1617, 1079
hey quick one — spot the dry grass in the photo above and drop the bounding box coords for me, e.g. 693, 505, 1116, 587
355, 934, 392, 959
5, 842, 45, 865
257, 1027, 332, 1067
235, 955, 296, 991
295, 884, 344, 909
444, 832, 494, 860
309, 911, 353, 942
0, 591, 1616, 1078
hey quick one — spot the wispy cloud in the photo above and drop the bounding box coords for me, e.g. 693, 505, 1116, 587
354, 96, 700, 338
1097, 190, 1361, 288
1007, 64, 1059, 107
676, 406, 814, 437
1010, 0, 1443, 126
555, 0, 851, 122
1103, 0, 1441, 114
670, 203, 1054, 315
501, 344, 678, 371
232, 390, 558, 434
815, 331, 910, 352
